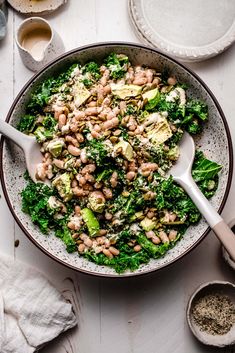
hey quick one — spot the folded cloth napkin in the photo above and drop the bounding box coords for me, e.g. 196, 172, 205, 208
0, 254, 77, 353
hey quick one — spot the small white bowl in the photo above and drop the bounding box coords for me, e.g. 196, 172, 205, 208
187, 281, 235, 347
222, 219, 235, 270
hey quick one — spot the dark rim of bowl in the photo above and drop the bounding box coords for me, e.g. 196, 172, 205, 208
0, 42, 233, 278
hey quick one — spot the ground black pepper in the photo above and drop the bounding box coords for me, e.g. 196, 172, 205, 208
192, 293, 235, 335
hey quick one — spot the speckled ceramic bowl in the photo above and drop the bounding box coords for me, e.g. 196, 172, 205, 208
187, 281, 235, 347
0, 43, 233, 277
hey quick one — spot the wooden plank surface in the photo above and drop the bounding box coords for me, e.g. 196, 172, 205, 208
0, 1, 235, 352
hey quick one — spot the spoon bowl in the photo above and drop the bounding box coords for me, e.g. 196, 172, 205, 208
169, 131, 195, 181
0, 119, 42, 182
170, 132, 235, 262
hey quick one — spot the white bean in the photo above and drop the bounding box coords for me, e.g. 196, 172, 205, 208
81, 164, 96, 174
146, 231, 155, 239
169, 230, 178, 241
110, 171, 118, 188
109, 246, 120, 256
158, 230, 169, 243
167, 77, 177, 86
134, 245, 142, 252
53, 159, 64, 169
102, 117, 119, 130
133, 77, 147, 85
152, 235, 161, 244
80, 149, 88, 163
103, 187, 113, 199
85, 107, 98, 116
58, 114, 67, 129
126, 171, 136, 181
78, 243, 86, 253
75, 205, 81, 215
73, 187, 86, 197
75, 133, 84, 143
103, 248, 113, 259
68, 144, 81, 156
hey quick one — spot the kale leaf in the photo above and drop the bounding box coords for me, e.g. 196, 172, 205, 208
154, 175, 201, 224
192, 151, 222, 182
84, 230, 150, 273
86, 139, 108, 166
186, 100, 208, 121
136, 233, 171, 258
21, 175, 76, 251
17, 115, 36, 133
21, 178, 55, 233
55, 225, 77, 253
192, 151, 221, 198
112, 191, 145, 216
27, 64, 78, 114
42, 114, 57, 130
105, 53, 129, 79
82, 61, 101, 80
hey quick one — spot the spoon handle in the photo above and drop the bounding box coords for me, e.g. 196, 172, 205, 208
0, 119, 30, 150
177, 173, 235, 262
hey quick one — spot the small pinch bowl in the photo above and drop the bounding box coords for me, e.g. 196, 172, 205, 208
0, 42, 233, 277
187, 281, 235, 347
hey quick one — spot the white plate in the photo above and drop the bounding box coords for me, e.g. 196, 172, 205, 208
7, 0, 67, 15
129, 0, 235, 62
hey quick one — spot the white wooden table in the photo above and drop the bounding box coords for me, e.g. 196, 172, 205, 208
0, 1, 235, 352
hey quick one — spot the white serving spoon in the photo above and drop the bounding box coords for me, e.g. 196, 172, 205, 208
169, 132, 235, 262
0, 119, 42, 182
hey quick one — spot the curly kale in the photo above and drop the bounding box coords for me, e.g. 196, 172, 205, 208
42, 114, 57, 130
84, 230, 150, 273
26, 64, 78, 114
186, 100, 208, 121
105, 53, 129, 79
21, 178, 55, 233
21, 175, 76, 252
82, 61, 101, 80
152, 175, 200, 224
192, 150, 221, 198
17, 115, 36, 133
86, 139, 108, 166
111, 191, 145, 216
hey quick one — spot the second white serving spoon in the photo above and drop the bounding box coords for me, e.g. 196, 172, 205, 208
169, 132, 235, 262
0, 119, 42, 182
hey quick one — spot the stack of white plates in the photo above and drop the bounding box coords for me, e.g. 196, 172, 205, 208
129, 0, 235, 62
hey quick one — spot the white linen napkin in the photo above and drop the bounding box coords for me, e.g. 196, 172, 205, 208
0, 254, 77, 353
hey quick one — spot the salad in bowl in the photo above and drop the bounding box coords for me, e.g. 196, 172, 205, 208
17, 52, 222, 273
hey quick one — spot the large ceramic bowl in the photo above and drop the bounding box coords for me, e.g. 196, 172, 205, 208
0, 43, 233, 277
